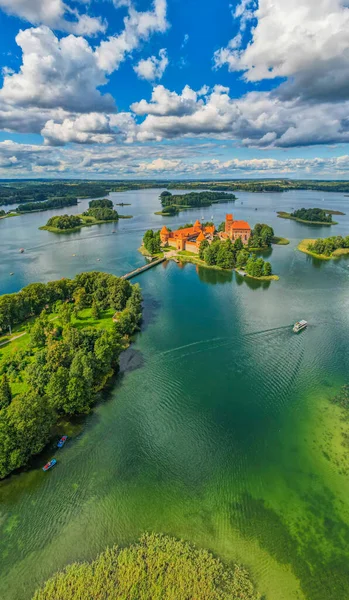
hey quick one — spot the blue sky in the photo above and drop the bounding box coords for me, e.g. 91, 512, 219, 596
0, 0, 348, 179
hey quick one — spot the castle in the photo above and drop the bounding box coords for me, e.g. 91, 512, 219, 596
160, 214, 251, 253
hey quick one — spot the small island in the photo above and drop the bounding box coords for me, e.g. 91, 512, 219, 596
277, 207, 341, 225
0, 271, 142, 479
298, 235, 349, 259
141, 214, 279, 281
39, 199, 124, 233
155, 190, 236, 216
0, 209, 17, 220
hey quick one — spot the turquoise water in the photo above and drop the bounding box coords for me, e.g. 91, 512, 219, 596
1, 189, 349, 600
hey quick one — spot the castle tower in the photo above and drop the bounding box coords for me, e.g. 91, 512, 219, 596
225, 214, 233, 237
193, 219, 202, 230
160, 226, 170, 245
196, 231, 206, 248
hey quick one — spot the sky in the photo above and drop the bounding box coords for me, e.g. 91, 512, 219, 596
0, 0, 349, 179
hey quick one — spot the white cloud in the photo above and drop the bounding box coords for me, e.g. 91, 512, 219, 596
214, 0, 349, 102
0, 0, 105, 35
137, 157, 181, 171
134, 48, 168, 81
0, 27, 114, 113
41, 111, 138, 145
96, 0, 169, 73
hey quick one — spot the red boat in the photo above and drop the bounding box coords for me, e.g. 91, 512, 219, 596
42, 459, 57, 472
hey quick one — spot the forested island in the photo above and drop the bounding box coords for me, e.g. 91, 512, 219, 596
277, 208, 340, 225
0, 272, 142, 479
155, 190, 236, 215
32, 533, 259, 600
142, 222, 278, 280
298, 235, 349, 259
40, 199, 121, 233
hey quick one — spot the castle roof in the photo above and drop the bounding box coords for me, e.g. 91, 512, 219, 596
226, 214, 233, 221
193, 219, 202, 228
231, 220, 251, 230
204, 225, 215, 235
197, 231, 205, 241
161, 226, 169, 234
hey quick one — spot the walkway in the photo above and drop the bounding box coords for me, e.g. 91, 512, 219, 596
121, 254, 175, 280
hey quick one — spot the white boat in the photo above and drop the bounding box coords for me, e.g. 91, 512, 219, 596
293, 320, 308, 333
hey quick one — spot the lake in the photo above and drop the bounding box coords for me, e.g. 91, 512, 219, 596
1, 188, 349, 600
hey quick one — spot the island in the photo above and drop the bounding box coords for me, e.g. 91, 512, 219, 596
39, 199, 123, 233
32, 533, 259, 600
155, 190, 236, 216
298, 235, 349, 259
0, 271, 142, 479
277, 207, 342, 225
141, 214, 279, 281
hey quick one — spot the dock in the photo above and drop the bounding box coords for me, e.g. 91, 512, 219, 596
122, 257, 166, 280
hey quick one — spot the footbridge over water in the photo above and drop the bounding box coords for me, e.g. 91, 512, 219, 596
121, 256, 167, 280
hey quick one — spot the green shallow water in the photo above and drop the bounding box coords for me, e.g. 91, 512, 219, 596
1, 189, 349, 600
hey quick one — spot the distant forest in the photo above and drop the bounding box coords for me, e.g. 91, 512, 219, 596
1, 179, 349, 211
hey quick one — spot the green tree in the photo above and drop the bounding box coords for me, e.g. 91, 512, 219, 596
263, 261, 272, 276
216, 239, 235, 269
234, 237, 243, 251
91, 300, 101, 320
236, 249, 250, 268
0, 374, 12, 410
199, 239, 209, 260
59, 302, 73, 325
46, 367, 70, 411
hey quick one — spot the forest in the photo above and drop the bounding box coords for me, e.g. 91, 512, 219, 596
0, 272, 142, 479
16, 197, 78, 213
32, 532, 259, 600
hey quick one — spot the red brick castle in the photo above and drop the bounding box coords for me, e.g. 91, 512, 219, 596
160, 214, 251, 254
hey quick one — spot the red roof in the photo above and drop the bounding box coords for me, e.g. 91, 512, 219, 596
197, 231, 205, 241
231, 220, 251, 230
161, 226, 169, 234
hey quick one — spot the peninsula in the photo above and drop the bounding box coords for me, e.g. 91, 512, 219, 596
298, 236, 349, 259
142, 214, 279, 280
277, 207, 342, 225
0, 271, 142, 479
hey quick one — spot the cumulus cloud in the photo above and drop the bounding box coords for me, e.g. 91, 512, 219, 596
214, 0, 349, 102
96, 0, 169, 73
41, 111, 138, 145
0, 0, 106, 35
127, 83, 349, 148
0, 27, 115, 113
134, 48, 168, 81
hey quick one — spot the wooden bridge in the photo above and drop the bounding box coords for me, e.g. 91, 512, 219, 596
121, 256, 166, 280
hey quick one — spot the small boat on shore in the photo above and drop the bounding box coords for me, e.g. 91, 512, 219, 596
42, 459, 57, 472
57, 436, 67, 448
293, 320, 308, 333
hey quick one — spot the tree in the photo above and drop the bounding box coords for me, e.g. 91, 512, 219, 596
233, 237, 243, 251
216, 239, 235, 269
0, 375, 11, 410
218, 221, 225, 232
236, 249, 249, 268
199, 239, 209, 260
46, 367, 70, 411
263, 262, 272, 276
91, 300, 101, 320
59, 302, 73, 325
30, 316, 47, 348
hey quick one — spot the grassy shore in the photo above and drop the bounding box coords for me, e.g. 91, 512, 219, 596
277, 211, 337, 225
272, 235, 290, 245
0, 212, 18, 220
297, 238, 349, 260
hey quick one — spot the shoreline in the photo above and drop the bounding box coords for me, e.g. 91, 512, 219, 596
138, 246, 279, 280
